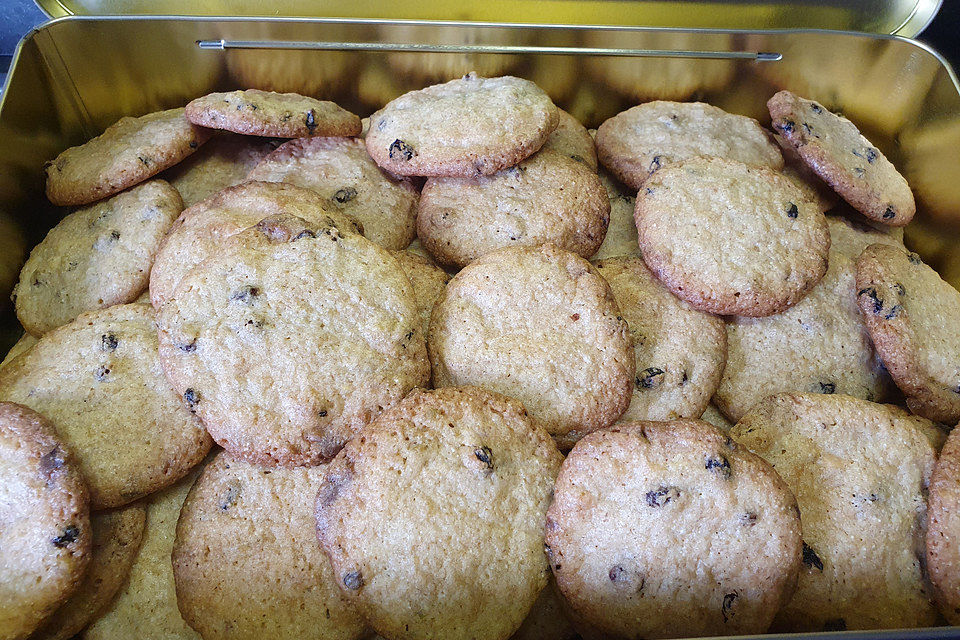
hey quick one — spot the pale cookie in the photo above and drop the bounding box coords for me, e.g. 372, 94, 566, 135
927, 427, 960, 624
595, 257, 726, 422
45, 108, 211, 207
0, 332, 37, 370
596, 101, 783, 191
248, 136, 419, 249
14, 180, 183, 336
149, 181, 362, 309
185, 90, 361, 138
163, 133, 279, 207
173, 452, 368, 640
827, 213, 904, 261
855, 244, 960, 423
510, 578, 577, 640
768, 90, 915, 226
540, 109, 598, 172
635, 156, 830, 317
716, 250, 889, 422
0, 304, 212, 509
774, 133, 838, 214
34, 503, 146, 640
0, 402, 90, 640
315, 386, 563, 640
389, 249, 451, 343
84, 466, 204, 640
417, 150, 610, 268
546, 419, 802, 639
366, 74, 559, 177
591, 171, 640, 260
732, 393, 939, 631
157, 214, 428, 467
429, 244, 634, 449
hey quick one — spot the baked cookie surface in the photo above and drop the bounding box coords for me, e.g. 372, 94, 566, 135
546, 419, 802, 639
185, 90, 361, 138
635, 156, 830, 317
429, 244, 634, 449
45, 108, 210, 206
0, 401, 91, 640
540, 109, 598, 172
315, 386, 563, 640
827, 214, 904, 260
927, 426, 960, 625
366, 74, 559, 177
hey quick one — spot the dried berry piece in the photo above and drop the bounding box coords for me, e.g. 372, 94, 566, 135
786, 203, 799, 219
705, 455, 732, 478
474, 446, 494, 470
219, 483, 240, 510
739, 512, 758, 526
177, 339, 198, 353
52, 525, 80, 548
636, 367, 665, 390
648, 155, 662, 174
293, 230, 316, 241
305, 109, 317, 133
342, 571, 363, 590
184, 388, 199, 411
333, 187, 357, 204
388, 139, 416, 161
721, 592, 738, 622
894, 283, 906, 296
101, 333, 119, 351
230, 286, 260, 303
883, 207, 896, 220
40, 445, 64, 474
858, 287, 884, 314
609, 565, 628, 583
645, 485, 680, 507
811, 103, 823, 114
802, 542, 824, 571
818, 381, 836, 394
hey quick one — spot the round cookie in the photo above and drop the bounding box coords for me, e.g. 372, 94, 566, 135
163, 133, 279, 207
595, 257, 727, 422
84, 466, 205, 640
389, 249, 451, 343
14, 180, 183, 336
545, 419, 802, 639
0, 402, 91, 640
173, 452, 368, 640
45, 108, 211, 207
157, 214, 428, 467
33, 503, 146, 640
0, 303, 212, 509
927, 427, 960, 625
768, 90, 915, 226
635, 156, 830, 317
591, 171, 640, 260
149, 181, 362, 309
247, 136, 419, 250
596, 101, 783, 191
0, 331, 37, 370
855, 243, 960, 423
827, 213, 904, 261
716, 249, 889, 423
365, 73, 559, 178
417, 150, 610, 268
540, 109, 598, 172
510, 578, 577, 640
732, 393, 939, 631
429, 244, 634, 449
315, 386, 563, 640
185, 90, 361, 138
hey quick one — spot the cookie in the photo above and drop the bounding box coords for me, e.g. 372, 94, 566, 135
700, 403, 734, 432
365, 73, 559, 178
768, 90, 915, 226
157, 214, 428, 467
732, 393, 939, 631
84, 466, 205, 640
927, 427, 960, 624
0, 303, 212, 508
172, 452, 367, 640
774, 134, 838, 214
545, 419, 802, 639
716, 249, 889, 422
635, 156, 830, 317
149, 181, 362, 309
429, 244, 634, 449
596, 101, 782, 191
33, 503, 146, 640
540, 109, 598, 172
45, 108, 211, 207
855, 243, 960, 423
417, 150, 610, 268
315, 386, 563, 640
163, 133, 279, 207
389, 249, 451, 343
185, 90, 361, 138
590, 171, 640, 260
247, 136, 419, 250
14, 180, 183, 336
510, 578, 577, 640
0, 402, 90, 640
827, 213, 904, 261
595, 257, 726, 422
0, 331, 37, 370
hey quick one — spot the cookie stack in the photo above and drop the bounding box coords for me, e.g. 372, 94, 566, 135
2, 73, 960, 640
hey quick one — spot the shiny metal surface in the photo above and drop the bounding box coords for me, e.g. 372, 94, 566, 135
30, 0, 944, 37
